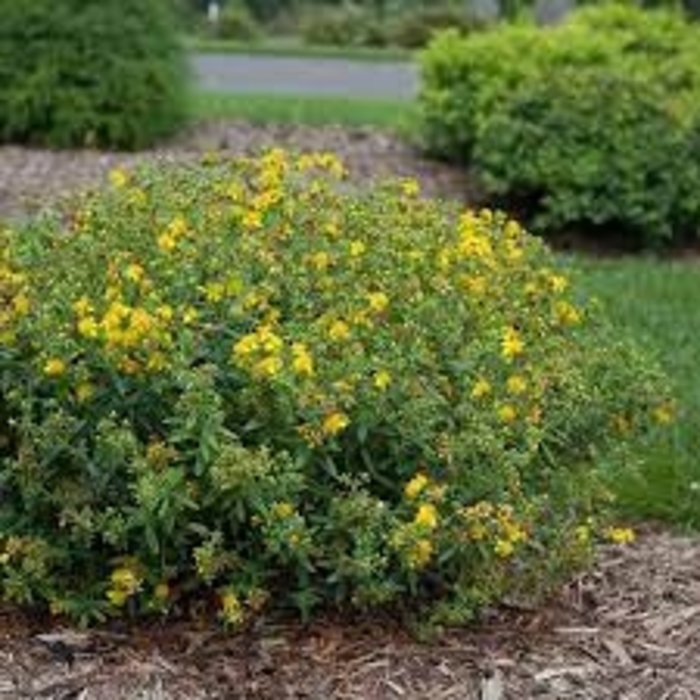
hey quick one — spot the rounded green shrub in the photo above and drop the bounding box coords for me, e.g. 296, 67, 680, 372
0, 0, 188, 150
0, 151, 670, 626
417, 4, 700, 246
474, 68, 700, 246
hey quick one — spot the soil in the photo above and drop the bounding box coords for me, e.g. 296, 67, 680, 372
0, 122, 475, 224
1, 123, 698, 699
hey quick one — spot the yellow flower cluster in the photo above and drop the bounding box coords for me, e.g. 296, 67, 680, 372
0, 249, 30, 345
106, 565, 142, 606
233, 323, 286, 379
461, 501, 529, 558
391, 472, 447, 570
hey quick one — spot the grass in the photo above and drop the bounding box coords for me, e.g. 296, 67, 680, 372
572, 255, 700, 530
190, 91, 416, 131
186, 36, 413, 62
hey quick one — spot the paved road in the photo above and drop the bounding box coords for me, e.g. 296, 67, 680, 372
191, 53, 418, 100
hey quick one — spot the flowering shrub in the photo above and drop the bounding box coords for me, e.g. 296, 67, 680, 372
417, 4, 700, 246
0, 150, 671, 626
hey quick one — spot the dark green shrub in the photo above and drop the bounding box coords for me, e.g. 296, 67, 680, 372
417, 4, 700, 246
0, 0, 188, 150
0, 150, 670, 626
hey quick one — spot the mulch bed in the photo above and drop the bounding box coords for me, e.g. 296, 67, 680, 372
1, 529, 699, 699
0, 122, 474, 223
1, 123, 698, 699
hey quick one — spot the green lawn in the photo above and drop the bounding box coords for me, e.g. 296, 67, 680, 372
186, 36, 413, 62
572, 256, 700, 529
190, 91, 416, 131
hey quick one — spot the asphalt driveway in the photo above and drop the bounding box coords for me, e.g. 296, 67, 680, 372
191, 53, 418, 100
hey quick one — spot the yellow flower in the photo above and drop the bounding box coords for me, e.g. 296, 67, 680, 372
367, 292, 389, 313
497, 404, 518, 423
272, 501, 295, 519
322, 411, 350, 436
400, 178, 420, 197
125, 263, 145, 283
653, 404, 674, 425
328, 319, 350, 341
72, 296, 93, 316
156, 305, 174, 322
233, 333, 258, 358
404, 473, 429, 500
291, 343, 314, 376
77, 316, 99, 339
606, 526, 635, 545
75, 382, 94, 403
414, 503, 438, 530
109, 167, 129, 188
183, 306, 199, 325
242, 209, 263, 231
107, 566, 141, 606
157, 232, 177, 252
106, 589, 130, 607
549, 274, 569, 293
374, 370, 392, 391
501, 326, 524, 360
204, 281, 226, 303
471, 377, 492, 399
12, 293, 30, 315
254, 355, 283, 378
575, 525, 591, 545
349, 240, 366, 257
220, 590, 244, 626
494, 539, 515, 558
310, 251, 331, 271
154, 582, 170, 601
506, 374, 528, 395
408, 539, 433, 569
554, 300, 582, 326
43, 358, 67, 377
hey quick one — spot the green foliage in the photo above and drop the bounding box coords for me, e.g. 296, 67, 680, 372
0, 0, 188, 150
475, 69, 700, 246
386, 5, 486, 48
299, 1, 484, 49
213, 4, 262, 40
0, 151, 670, 626
300, 3, 388, 47
417, 4, 700, 246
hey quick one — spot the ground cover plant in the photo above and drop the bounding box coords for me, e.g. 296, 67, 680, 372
0, 0, 187, 150
418, 3, 700, 248
0, 151, 671, 628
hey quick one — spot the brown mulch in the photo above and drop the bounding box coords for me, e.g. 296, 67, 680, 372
1, 124, 699, 698
1, 529, 699, 699
0, 122, 475, 223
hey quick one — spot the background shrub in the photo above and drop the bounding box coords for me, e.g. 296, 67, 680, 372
211, 4, 262, 40
0, 0, 188, 150
417, 4, 700, 246
300, 3, 388, 47
385, 4, 486, 48
474, 69, 700, 246
0, 152, 670, 626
